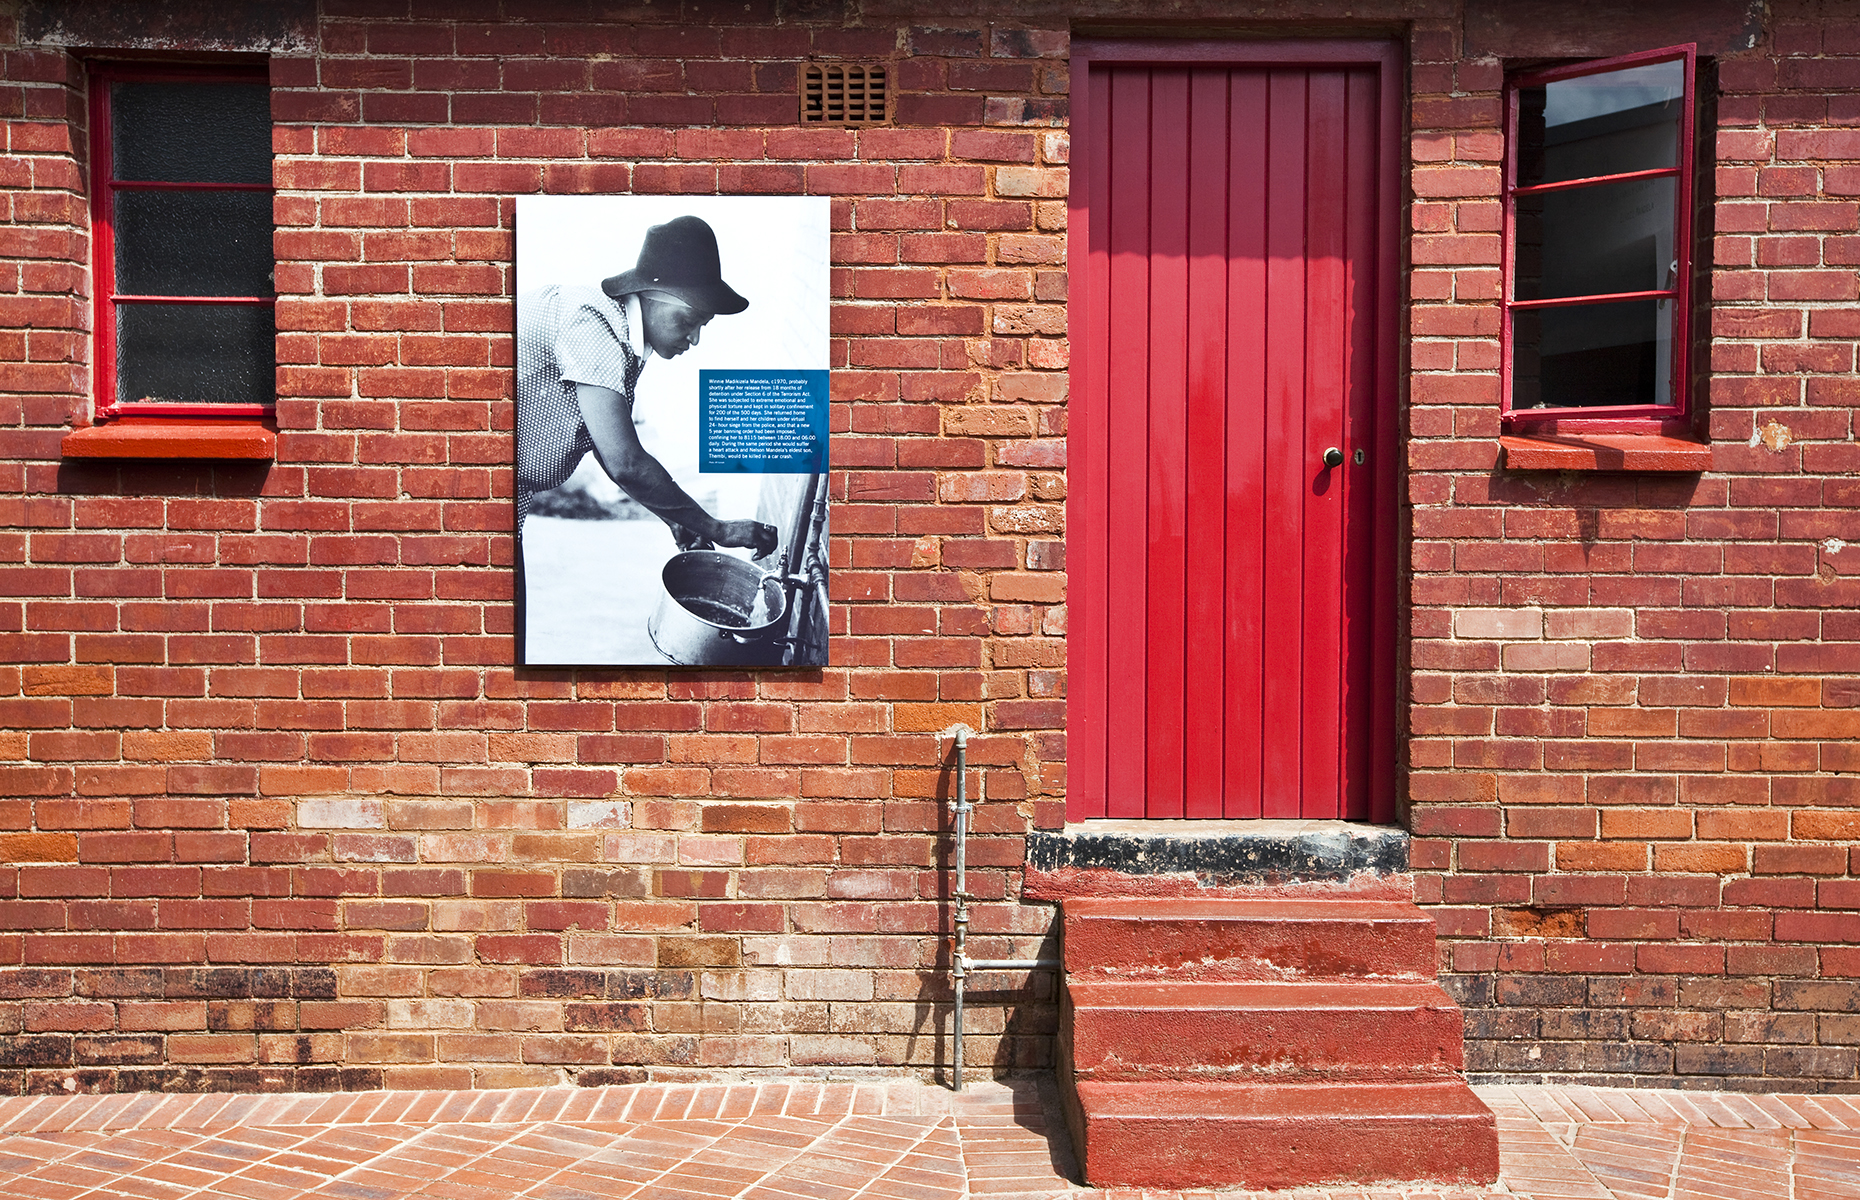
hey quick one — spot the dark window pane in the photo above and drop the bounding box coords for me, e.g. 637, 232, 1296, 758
1512, 299, 1673, 411
111, 81, 272, 184
1513, 176, 1676, 301
114, 189, 274, 297
116, 303, 275, 405
1517, 59, 1683, 187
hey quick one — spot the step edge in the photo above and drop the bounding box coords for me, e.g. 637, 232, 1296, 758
1066, 897, 1430, 918
1068, 979, 1460, 1006
1074, 1079, 1495, 1120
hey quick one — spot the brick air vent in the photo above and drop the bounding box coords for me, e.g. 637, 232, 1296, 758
802, 62, 889, 126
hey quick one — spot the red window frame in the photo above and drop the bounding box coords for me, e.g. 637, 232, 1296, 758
1501, 44, 1698, 428
87, 61, 275, 420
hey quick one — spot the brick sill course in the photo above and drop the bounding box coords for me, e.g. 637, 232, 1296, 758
62, 418, 277, 460
1499, 432, 1710, 472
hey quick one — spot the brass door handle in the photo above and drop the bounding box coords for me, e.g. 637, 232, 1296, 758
1322, 447, 1345, 468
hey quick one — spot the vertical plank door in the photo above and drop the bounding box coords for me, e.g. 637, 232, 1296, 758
1068, 41, 1401, 822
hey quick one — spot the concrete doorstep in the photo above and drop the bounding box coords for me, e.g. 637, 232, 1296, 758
0, 1076, 1851, 1200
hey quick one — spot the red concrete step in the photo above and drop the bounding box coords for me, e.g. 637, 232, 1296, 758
1066, 978, 1466, 1082
1063, 896, 1439, 980
1062, 1078, 1501, 1190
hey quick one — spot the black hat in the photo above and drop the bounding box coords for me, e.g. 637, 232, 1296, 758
601, 215, 748, 315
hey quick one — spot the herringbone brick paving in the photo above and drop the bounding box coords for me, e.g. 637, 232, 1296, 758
0, 1079, 1850, 1200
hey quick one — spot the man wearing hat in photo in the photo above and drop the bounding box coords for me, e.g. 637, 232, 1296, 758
515, 214, 779, 560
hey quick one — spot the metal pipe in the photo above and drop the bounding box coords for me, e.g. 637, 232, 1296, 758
945, 726, 1059, 1091
782, 472, 828, 666
798, 474, 830, 663
951, 726, 969, 1091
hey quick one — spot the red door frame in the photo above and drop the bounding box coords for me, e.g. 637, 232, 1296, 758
1066, 38, 1404, 825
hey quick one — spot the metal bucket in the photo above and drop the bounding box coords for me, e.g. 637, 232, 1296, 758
647, 550, 789, 666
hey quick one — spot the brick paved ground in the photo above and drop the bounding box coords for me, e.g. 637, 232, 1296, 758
0, 1078, 1850, 1200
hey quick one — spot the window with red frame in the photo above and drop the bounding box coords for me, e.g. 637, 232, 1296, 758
90, 63, 274, 418
1503, 45, 1698, 424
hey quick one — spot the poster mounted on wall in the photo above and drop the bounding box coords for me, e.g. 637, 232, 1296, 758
514, 195, 831, 668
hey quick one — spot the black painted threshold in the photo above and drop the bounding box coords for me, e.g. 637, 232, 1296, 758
1026, 819, 1409, 885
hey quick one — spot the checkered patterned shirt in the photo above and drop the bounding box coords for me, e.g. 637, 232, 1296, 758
514, 285, 647, 524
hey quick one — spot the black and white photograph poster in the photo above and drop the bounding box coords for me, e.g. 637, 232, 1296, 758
515, 196, 831, 668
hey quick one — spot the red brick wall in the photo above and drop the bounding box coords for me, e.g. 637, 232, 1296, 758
1408, 5, 1860, 1088
0, 3, 1070, 1093
0, 0, 1854, 1094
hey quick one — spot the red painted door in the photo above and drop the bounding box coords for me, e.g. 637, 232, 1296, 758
1067, 41, 1401, 822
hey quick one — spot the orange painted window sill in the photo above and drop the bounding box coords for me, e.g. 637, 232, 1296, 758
62, 418, 276, 460
1500, 432, 1710, 472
